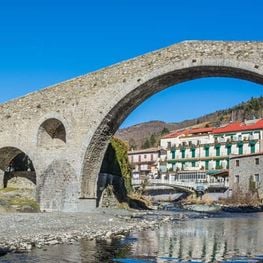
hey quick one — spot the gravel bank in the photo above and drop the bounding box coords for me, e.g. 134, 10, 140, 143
0, 208, 177, 255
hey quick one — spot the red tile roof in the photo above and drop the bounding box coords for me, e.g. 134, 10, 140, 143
162, 119, 263, 139
162, 127, 213, 139
213, 119, 263, 134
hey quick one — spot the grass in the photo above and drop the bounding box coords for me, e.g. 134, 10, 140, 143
9, 197, 40, 211
0, 187, 18, 193
183, 195, 215, 206
0, 187, 40, 212
218, 192, 262, 207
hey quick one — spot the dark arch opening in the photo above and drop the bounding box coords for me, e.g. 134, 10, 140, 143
0, 147, 36, 188
81, 65, 263, 198
38, 118, 66, 147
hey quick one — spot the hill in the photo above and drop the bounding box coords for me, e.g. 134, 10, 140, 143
115, 96, 263, 149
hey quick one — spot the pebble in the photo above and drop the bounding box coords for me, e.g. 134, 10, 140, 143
0, 210, 177, 254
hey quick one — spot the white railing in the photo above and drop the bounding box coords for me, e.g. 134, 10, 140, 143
131, 178, 229, 191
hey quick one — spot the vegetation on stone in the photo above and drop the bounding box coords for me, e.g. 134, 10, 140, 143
110, 137, 132, 193
0, 187, 39, 212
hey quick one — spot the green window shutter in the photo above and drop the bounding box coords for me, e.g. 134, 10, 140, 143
191, 149, 196, 158
181, 150, 185, 159
216, 160, 220, 169
216, 146, 220, 157
227, 146, 231, 155
191, 161, 196, 167
205, 147, 209, 157
250, 144, 255, 154
238, 145, 243, 155
171, 150, 176, 159
205, 160, 209, 170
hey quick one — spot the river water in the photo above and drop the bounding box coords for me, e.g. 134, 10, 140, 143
2, 212, 263, 263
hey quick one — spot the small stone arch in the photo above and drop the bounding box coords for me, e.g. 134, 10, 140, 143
0, 147, 36, 189
37, 118, 66, 147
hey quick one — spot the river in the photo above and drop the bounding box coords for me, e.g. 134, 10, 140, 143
1, 212, 263, 262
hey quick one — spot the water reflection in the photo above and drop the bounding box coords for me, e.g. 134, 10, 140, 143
1, 238, 133, 263
129, 213, 263, 262
1, 213, 263, 262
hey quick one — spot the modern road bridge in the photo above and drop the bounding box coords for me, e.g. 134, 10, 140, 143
132, 179, 229, 194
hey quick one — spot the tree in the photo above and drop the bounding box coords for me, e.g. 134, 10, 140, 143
142, 138, 151, 149
129, 138, 137, 150
149, 134, 156, 147
161, 127, 170, 135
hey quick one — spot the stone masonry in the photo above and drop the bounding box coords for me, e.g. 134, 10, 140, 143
0, 41, 263, 211
229, 153, 263, 198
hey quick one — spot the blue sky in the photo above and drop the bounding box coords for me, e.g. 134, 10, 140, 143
0, 0, 262, 127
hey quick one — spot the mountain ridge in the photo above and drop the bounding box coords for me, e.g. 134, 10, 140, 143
115, 96, 263, 149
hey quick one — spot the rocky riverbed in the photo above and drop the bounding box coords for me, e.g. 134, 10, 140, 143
0, 208, 180, 256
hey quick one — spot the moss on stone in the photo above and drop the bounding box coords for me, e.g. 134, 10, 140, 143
9, 197, 40, 212
0, 187, 17, 193
110, 137, 132, 193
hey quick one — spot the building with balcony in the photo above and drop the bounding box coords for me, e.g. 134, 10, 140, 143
229, 152, 263, 198
128, 147, 167, 179
160, 119, 263, 172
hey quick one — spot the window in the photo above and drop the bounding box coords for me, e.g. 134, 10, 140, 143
167, 142, 171, 148
144, 154, 147, 159
255, 158, 259, 165
238, 145, 243, 155
236, 160, 240, 167
235, 175, 240, 183
226, 145, 232, 155
205, 160, 209, 170
250, 144, 255, 154
216, 146, 220, 157
255, 174, 260, 183
151, 154, 153, 161
205, 147, 209, 157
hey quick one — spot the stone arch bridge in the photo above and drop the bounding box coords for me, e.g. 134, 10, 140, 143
0, 41, 262, 212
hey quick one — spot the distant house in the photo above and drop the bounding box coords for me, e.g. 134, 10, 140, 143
128, 148, 166, 179
229, 152, 263, 198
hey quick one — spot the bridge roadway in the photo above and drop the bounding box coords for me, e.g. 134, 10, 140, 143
132, 178, 229, 193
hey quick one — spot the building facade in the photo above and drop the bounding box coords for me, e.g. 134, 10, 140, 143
229, 152, 263, 198
160, 119, 263, 172
128, 148, 166, 179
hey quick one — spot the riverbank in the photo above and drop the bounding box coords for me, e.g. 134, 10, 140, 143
0, 208, 178, 255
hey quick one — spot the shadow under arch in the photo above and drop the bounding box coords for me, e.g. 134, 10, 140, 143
37, 118, 66, 147
0, 147, 36, 188
80, 64, 263, 199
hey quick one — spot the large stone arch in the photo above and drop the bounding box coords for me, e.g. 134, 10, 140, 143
80, 42, 263, 199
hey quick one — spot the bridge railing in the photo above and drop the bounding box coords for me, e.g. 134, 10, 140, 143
131, 178, 229, 190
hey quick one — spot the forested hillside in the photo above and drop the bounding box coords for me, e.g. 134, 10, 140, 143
115, 97, 263, 149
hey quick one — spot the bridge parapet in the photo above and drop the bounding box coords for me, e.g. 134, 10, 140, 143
131, 178, 229, 191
